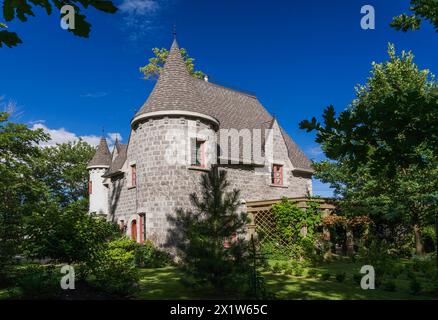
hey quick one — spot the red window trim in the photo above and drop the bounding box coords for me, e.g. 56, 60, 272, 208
139, 214, 145, 244
272, 164, 283, 185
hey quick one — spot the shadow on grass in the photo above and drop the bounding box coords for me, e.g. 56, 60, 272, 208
135, 264, 436, 300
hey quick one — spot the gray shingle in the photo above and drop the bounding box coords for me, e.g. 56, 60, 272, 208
87, 137, 112, 168
103, 144, 127, 177
132, 39, 312, 172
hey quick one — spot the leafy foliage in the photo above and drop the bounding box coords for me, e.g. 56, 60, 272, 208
300, 44, 438, 255
391, 0, 438, 32
167, 165, 250, 293
271, 198, 321, 260
140, 47, 205, 80
134, 240, 172, 268
35, 140, 95, 207
89, 237, 139, 295
0, 0, 117, 48
24, 199, 120, 266
0, 112, 48, 276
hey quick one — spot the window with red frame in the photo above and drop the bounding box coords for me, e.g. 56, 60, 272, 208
191, 139, 205, 167
131, 164, 136, 187
271, 164, 283, 185
88, 180, 92, 194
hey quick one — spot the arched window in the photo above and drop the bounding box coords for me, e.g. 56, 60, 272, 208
131, 219, 137, 242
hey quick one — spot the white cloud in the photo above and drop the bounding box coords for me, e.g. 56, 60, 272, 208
119, 0, 160, 15
118, 0, 173, 41
31, 123, 122, 149
306, 146, 324, 158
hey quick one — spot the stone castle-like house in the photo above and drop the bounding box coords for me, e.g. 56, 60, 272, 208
87, 38, 313, 246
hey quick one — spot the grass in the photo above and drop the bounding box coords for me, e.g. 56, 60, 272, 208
2, 260, 436, 300
133, 261, 437, 300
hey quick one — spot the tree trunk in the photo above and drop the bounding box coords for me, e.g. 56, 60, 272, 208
346, 226, 354, 257
413, 224, 424, 255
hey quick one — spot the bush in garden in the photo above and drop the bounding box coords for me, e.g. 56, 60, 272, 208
321, 272, 331, 281
280, 262, 288, 273
382, 279, 396, 292
293, 264, 304, 277
307, 269, 317, 278
17, 264, 60, 299
135, 240, 172, 268
89, 238, 139, 295
353, 273, 362, 285
272, 262, 282, 274
335, 272, 346, 283
284, 265, 294, 276
409, 277, 422, 295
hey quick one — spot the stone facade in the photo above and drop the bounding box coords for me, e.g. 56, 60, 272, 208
88, 38, 313, 248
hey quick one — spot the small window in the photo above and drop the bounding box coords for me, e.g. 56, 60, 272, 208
131, 164, 137, 187
191, 139, 205, 167
88, 180, 92, 195
271, 164, 283, 185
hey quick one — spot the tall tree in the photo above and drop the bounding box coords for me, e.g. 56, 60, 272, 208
167, 166, 250, 293
391, 0, 438, 32
300, 44, 438, 254
140, 47, 205, 80
0, 112, 49, 275
35, 140, 95, 207
1, 0, 117, 48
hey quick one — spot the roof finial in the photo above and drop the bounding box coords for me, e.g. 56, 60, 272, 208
172, 24, 176, 40
101, 126, 105, 138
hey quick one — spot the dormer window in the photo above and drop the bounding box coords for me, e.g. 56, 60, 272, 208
131, 164, 137, 187
191, 139, 205, 167
271, 164, 283, 185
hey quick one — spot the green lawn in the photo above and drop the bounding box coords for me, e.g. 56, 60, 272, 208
134, 261, 437, 300
2, 261, 436, 300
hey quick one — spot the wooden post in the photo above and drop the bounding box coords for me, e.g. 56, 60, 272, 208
322, 209, 332, 261
346, 225, 354, 256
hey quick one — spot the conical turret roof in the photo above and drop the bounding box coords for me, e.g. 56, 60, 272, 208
87, 137, 112, 168
134, 39, 209, 118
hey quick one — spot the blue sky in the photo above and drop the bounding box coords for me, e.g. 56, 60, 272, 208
1, 0, 437, 197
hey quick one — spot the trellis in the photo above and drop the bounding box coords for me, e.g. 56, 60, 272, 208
246, 198, 336, 253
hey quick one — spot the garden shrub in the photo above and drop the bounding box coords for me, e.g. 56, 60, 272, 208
382, 279, 396, 292
89, 238, 139, 295
135, 240, 172, 268
307, 269, 317, 278
293, 264, 304, 277
409, 277, 422, 295
271, 262, 282, 274
353, 273, 362, 285
17, 264, 60, 299
284, 265, 294, 276
335, 272, 346, 283
321, 272, 331, 281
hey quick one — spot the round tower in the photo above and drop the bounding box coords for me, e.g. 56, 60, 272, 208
127, 38, 219, 246
87, 137, 112, 216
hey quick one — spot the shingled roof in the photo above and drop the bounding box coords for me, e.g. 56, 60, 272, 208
135, 39, 209, 117
131, 38, 312, 173
103, 143, 127, 177
87, 137, 112, 168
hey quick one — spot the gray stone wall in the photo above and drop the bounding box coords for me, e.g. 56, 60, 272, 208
108, 116, 312, 248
